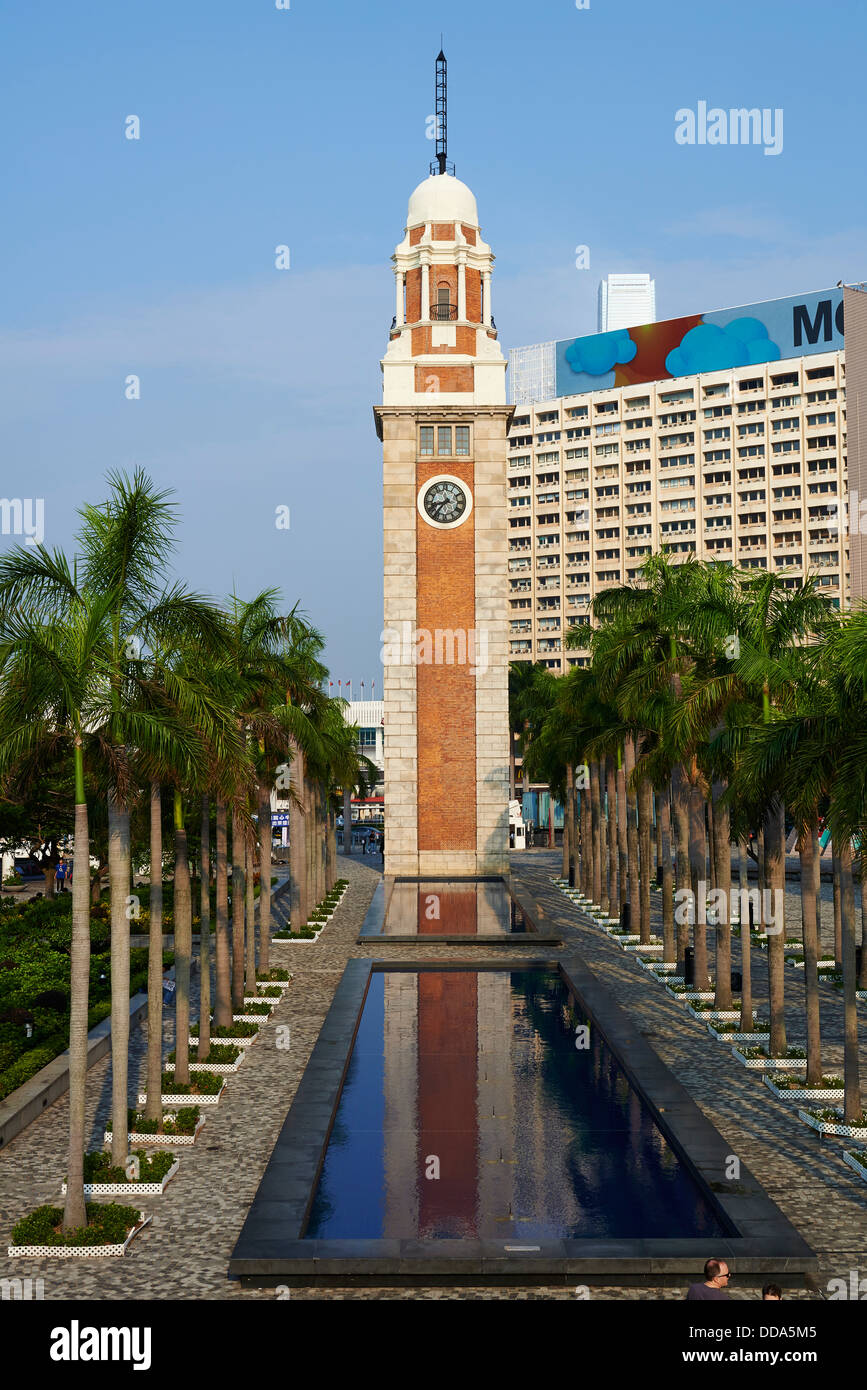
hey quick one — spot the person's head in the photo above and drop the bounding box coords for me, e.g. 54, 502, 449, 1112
762, 1283, 782, 1300
704, 1259, 730, 1287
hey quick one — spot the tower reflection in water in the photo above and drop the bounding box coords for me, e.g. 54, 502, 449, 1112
306, 969, 724, 1241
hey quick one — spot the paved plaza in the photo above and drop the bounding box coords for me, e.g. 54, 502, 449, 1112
0, 850, 864, 1300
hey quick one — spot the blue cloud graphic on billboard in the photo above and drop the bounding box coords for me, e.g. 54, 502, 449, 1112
564, 329, 637, 378
665, 317, 781, 376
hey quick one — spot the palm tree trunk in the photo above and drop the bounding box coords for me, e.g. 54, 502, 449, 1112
198, 796, 211, 1061
290, 746, 306, 931
659, 787, 675, 965
839, 839, 862, 1124
108, 789, 131, 1167
606, 758, 617, 907
245, 833, 256, 992
764, 798, 787, 1057
580, 786, 591, 897
672, 772, 692, 975
617, 748, 627, 912
589, 760, 603, 906
738, 838, 754, 1033
63, 750, 90, 1231
145, 782, 164, 1121
326, 803, 337, 889
342, 785, 353, 856
860, 848, 867, 991
832, 850, 843, 970
173, 789, 192, 1087
638, 777, 652, 944
689, 783, 709, 991
569, 764, 579, 887
258, 782, 272, 975
214, 802, 231, 1029
655, 793, 663, 886
624, 738, 639, 932
711, 781, 732, 1011
231, 807, 246, 1010
799, 817, 823, 1088
509, 734, 516, 804
562, 765, 572, 879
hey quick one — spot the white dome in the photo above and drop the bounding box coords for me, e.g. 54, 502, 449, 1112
406, 173, 478, 229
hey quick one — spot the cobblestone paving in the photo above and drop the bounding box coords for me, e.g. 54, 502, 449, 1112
0, 850, 863, 1301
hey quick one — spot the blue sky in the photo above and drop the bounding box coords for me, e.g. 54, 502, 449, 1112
2, 0, 865, 681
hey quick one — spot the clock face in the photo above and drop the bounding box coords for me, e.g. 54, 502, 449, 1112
419, 476, 472, 528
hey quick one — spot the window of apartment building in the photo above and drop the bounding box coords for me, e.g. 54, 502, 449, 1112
738, 422, 764, 437
704, 470, 731, 485
536, 471, 559, 486
509, 517, 531, 529
703, 383, 730, 399
704, 405, 732, 418
738, 445, 766, 458
739, 489, 766, 503
660, 432, 695, 447
566, 405, 589, 419
537, 410, 560, 424
706, 515, 732, 528
595, 442, 619, 456
509, 495, 531, 507
704, 449, 731, 464
661, 497, 695, 512
741, 557, 767, 569
595, 400, 619, 415
772, 417, 799, 432
737, 400, 766, 414
537, 451, 560, 464
807, 412, 836, 427
566, 427, 591, 439
625, 396, 651, 411
595, 421, 621, 436
625, 416, 652, 430
536, 431, 561, 443
660, 519, 696, 533
510, 435, 532, 448
565, 488, 589, 502
538, 512, 559, 526
513, 415, 530, 427
565, 449, 589, 463
536, 491, 559, 505
806, 365, 835, 381
807, 389, 837, 403
539, 617, 561, 630
772, 440, 799, 454
625, 440, 651, 453
774, 394, 801, 409
773, 485, 802, 500
510, 455, 531, 469
537, 596, 560, 610
738, 377, 764, 392
659, 388, 695, 405
770, 372, 799, 389
704, 427, 731, 441
662, 453, 695, 469
659, 410, 697, 426
808, 435, 836, 450
659, 474, 695, 489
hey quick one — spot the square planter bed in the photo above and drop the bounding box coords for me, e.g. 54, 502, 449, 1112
105, 1107, 205, 1147
61, 1151, 179, 1197
763, 1075, 844, 1104
137, 1072, 226, 1106
843, 1149, 867, 1181
604, 929, 640, 942
665, 986, 715, 1003
623, 941, 664, 954
790, 958, 836, 970
190, 1022, 259, 1046
732, 1046, 808, 1071
255, 979, 290, 991
272, 927, 323, 943
255, 970, 292, 986
244, 994, 281, 1005
165, 1042, 244, 1075
646, 962, 679, 976
798, 1107, 867, 1140
233, 1013, 271, 1025
708, 1025, 770, 1045
686, 1005, 755, 1022
8, 1205, 150, 1258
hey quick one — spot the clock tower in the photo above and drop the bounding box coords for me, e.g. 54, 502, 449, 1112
374, 53, 513, 879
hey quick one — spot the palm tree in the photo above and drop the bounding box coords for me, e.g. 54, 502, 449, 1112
0, 555, 116, 1228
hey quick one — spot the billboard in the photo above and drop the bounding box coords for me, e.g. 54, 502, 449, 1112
554, 288, 845, 397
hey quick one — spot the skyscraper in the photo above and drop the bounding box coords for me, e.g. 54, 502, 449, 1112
598, 273, 657, 331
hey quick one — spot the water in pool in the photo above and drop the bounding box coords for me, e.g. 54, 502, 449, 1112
306, 968, 726, 1241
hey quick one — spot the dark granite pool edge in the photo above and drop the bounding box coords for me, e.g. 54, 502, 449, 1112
228, 950, 817, 1286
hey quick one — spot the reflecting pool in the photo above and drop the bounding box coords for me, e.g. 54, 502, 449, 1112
306, 968, 726, 1241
